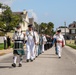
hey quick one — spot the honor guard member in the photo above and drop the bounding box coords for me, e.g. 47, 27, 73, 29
3, 35, 7, 49
26, 24, 36, 62
53, 29, 65, 58
35, 30, 39, 57
12, 25, 25, 67
42, 34, 47, 53
53, 32, 58, 55
38, 33, 43, 54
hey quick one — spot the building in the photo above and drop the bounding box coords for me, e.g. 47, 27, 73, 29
0, 8, 2, 14
0, 8, 35, 31
68, 21, 76, 40
56, 21, 76, 40
13, 10, 35, 32
13, 10, 29, 32
29, 18, 35, 27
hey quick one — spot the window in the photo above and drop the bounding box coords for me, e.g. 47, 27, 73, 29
71, 29, 75, 33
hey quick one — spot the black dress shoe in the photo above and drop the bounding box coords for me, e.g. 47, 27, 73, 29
12, 63, 16, 67
59, 57, 61, 59
30, 59, 33, 62
36, 56, 38, 58
19, 63, 22, 67
26, 59, 30, 62
55, 52, 58, 55
34, 58, 35, 60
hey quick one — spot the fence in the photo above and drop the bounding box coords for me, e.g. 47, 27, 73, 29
66, 40, 75, 44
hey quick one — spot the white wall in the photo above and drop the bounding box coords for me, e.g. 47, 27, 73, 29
56, 28, 69, 36
0, 36, 4, 43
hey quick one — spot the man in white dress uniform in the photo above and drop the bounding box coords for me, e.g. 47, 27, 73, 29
42, 34, 47, 53
53, 29, 65, 58
35, 30, 39, 57
26, 24, 36, 62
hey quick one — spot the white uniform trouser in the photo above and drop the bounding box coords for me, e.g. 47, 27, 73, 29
42, 44, 44, 52
57, 45, 62, 57
26, 44, 35, 60
35, 45, 39, 57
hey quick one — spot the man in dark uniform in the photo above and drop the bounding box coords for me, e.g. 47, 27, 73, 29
45, 35, 52, 50
3, 35, 7, 49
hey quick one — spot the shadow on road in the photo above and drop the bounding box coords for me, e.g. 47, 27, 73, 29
38, 56, 58, 58
0, 66, 12, 69
38, 53, 58, 59
41, 54, 56, 55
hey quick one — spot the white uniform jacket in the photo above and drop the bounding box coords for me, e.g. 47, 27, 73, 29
53, 34, 65, 47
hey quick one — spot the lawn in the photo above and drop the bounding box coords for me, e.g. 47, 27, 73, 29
66, 40, 76, 49
0, 43, 4, 50
66, 44, 76, 49
0, 43, 14, 50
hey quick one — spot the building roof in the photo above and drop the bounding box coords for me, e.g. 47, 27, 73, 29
13, 12, 23, 15
13, 10, 28, 16
69, 24, 76, 28
59, 26, 67, 28
69, 21, 76, 28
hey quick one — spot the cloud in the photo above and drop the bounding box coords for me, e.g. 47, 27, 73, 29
28, 9, 38, 22
0, 0, 15, 6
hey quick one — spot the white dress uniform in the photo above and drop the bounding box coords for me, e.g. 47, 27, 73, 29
35, 32, 39, 57
53, 33, 65, 58
42, 35, 47, 53
26, 30, 36, 61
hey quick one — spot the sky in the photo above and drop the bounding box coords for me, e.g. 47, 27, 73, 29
0, 0, 76, 30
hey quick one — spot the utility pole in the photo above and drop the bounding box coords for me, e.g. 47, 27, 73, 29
64, 21, 66, 44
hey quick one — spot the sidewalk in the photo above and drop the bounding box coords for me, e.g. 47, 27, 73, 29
0, 48, 13, 56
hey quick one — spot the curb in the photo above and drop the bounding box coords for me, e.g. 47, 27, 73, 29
65, 45, 76, 50
0, 53, 13, 61
0, 48, 13, 61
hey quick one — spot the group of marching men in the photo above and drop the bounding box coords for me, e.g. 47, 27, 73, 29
12, 24, 65, 67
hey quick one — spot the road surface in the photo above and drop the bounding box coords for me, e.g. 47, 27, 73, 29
0, 46, 76, 75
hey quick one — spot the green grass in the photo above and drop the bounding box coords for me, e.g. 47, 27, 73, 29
0, 43, 14, 50
0, 43, 4, 50
66, 44, 76, 49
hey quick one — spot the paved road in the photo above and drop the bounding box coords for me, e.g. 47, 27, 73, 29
0, 46, 76, 75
